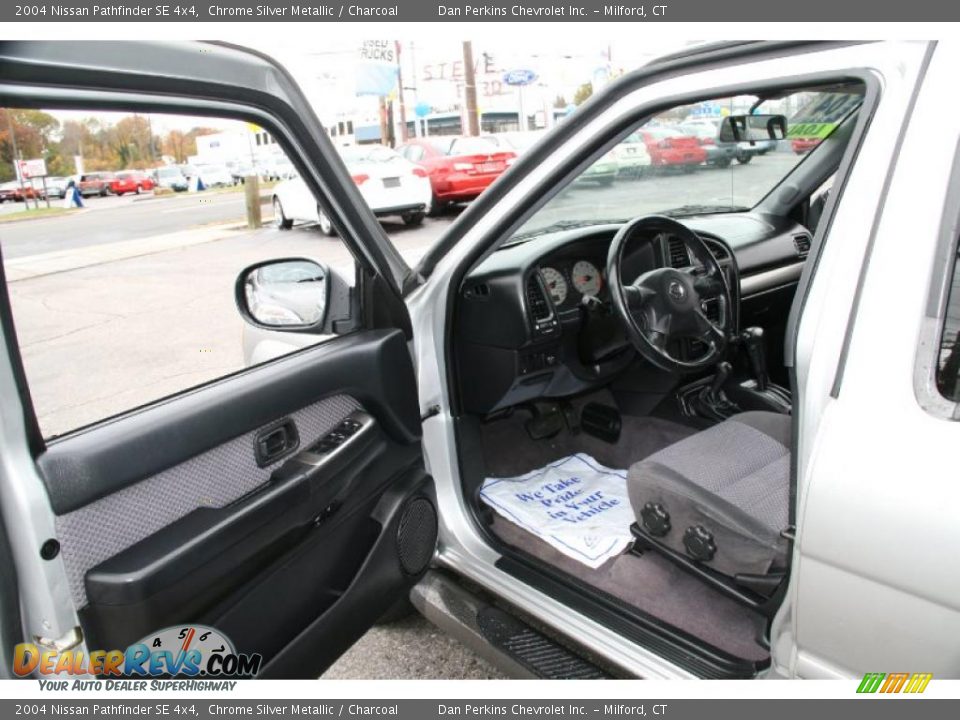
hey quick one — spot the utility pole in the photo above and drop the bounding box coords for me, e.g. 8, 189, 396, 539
378, 96, 391, 147
146, 114, 155, 163
395, 41, 408, 144
462, 41, 479, 137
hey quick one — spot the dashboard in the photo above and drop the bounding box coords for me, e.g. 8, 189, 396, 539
455, 212, 811, 415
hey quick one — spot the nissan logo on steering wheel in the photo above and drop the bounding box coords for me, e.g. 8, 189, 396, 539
667, 279, 686, 302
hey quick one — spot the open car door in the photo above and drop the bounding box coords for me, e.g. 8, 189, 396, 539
0, 41, 436, 679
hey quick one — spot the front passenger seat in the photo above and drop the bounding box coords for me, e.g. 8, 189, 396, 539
627, 411, 791, 593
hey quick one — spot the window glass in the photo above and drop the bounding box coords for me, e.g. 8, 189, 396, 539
448, 137, 501, 156
403, 145, 425, 162
508, 83, 865, 242
937, 242, 960, 401
0, 109, 357, 438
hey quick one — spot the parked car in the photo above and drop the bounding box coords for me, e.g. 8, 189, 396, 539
0, 181, 19, 202
791, 137, 820, 154
398, 136, 516, 214
154, 165, 189, 192
482, 130, 545, 155
109, 171, 154, 195
640, 127, 708, 170
612, 132, 653, 177
576, 150, 620, 185
272, 144, 432, 235
77, 172, 114, 197
680, 122, 747, 167
194, 163, 234, 187
262, 158, 298, 181
0, 182, 40, 201
229, 161, 259, 184
40, 176, 69, 199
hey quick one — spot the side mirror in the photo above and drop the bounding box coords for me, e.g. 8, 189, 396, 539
718, 114, 787, 143
235, 258, 329, 331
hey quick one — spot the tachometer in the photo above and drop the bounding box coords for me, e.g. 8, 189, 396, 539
571, 260, 602, 296
540, 267, 568, 306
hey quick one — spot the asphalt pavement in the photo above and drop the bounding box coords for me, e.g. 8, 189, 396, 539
0, 190, 271, 258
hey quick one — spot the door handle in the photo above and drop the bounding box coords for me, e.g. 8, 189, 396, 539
254, 418, 299, 467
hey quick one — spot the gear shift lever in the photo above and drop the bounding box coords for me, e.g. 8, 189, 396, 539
741, 327, 769, 391
707, 361, 732, 403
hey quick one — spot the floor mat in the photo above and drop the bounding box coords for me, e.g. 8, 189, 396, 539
491, 514, 769, 662
481, 454, 635, 568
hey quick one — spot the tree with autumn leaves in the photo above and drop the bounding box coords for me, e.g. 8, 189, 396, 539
1, 108, 217, 182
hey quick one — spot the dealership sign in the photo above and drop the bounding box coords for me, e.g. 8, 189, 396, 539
356, 40, 399, 97
502, 68, 538, 86
18, 158, 47, 179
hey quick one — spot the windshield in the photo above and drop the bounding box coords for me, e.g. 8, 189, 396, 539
157, 167, 182, 179
447, 137, 502, 156
494, 132, 543, 152
509, 83, 865, 242
339, 144, 401, 164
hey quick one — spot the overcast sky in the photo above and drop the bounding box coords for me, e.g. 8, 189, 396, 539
40, 38, 694, 131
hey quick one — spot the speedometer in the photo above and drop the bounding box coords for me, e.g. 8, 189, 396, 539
540, 267, 568, 305
571, 260, 602, 296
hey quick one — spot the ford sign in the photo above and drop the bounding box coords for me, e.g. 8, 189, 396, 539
503, 68, 538, 87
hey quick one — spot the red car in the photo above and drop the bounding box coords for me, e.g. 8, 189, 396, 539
791, 137, 820, 155
78, 172, 115, 197
398, 136, 516, 213
110, 171, 155, 195
640, 127, 708, 170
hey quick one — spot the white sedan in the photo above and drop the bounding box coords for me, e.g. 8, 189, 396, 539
272, 144, 432, 235
612, 133, 652, 177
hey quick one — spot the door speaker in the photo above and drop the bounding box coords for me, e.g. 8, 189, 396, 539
396, 497, 437, 576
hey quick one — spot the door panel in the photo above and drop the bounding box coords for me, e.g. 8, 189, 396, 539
36, 329, 434, 678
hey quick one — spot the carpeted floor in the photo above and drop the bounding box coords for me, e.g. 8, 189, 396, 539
479, 394, 769, 663
479, 394, 697, 477
490, 516, 768, 662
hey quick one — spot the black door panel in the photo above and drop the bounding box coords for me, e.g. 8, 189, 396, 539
38, 328, 421, 514
37, 329, 433, 670
223, 469, 435, 679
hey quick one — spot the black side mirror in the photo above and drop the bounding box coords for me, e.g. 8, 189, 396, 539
718, 114, 788, 143
235, 258, 329, 332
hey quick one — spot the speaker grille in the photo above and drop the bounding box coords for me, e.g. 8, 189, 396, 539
396, 497, 437, 575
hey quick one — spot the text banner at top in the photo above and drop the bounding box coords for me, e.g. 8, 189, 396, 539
3, 0, 960, 22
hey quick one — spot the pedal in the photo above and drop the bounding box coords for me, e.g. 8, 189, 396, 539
580, 403, 621, 443
524, 403, 564, 440
560, 401, 580, 435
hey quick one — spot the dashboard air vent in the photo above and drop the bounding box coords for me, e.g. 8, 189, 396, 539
464, 282, 490, 299
667, 237, 690, 268
704, 238, 729, 261
526, 274, 551, 321
793, 233, 812, 257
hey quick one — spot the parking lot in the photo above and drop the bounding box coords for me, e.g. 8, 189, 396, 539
0, 150, 798, 678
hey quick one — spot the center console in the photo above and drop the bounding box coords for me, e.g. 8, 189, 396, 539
678, 326, 791, 421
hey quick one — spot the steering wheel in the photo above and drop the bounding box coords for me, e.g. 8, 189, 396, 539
606, 215, 732, 373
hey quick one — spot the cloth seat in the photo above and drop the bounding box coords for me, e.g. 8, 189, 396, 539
627, 411, 791, 579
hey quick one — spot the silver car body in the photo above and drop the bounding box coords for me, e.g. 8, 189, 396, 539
3, 40, 958, 681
